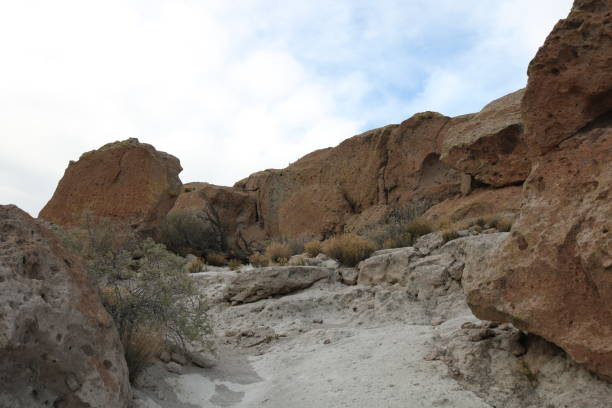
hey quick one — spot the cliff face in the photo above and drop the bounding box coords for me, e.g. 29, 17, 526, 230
234, 112, 464, 240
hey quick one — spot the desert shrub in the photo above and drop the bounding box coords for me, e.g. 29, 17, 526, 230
248, 252, 269, 267
206, 252, 227, 266
304, 240, 322, 257
158, 209, 226, 257
322, 234, 376, 267
56, 217, 212, 383
228, 259, 242, 271
281, 235, 310, 256
100, 239, 211, 381
265, 242, 292, 264
288, 255, 306, 266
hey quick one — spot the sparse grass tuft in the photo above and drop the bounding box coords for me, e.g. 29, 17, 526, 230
206, 252, 227, 267
304, 240, 322, 257
265, 242, 292, 264
228, 259, 242, 271
322, 234, 376, 267
248, 253, 269, 267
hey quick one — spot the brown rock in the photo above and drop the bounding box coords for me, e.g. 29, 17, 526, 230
0, 205, 131, 407
235, 112, 462, 240
442, 89, 531, 186
40, 138, 182, 231
169, 182, 266, 253
467, 0, 612, 381
466, 128, 612, 380
522, 0, 612, 154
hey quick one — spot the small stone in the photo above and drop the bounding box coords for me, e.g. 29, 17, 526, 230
65, 373, 80, 392
313, 319, 323, 324
323, 339, 331, 345
166, 362, 183, 374
469, 328, 496, 342
171, 352, 187, 365
159, 350, 171, 363
189, 351, 218, 368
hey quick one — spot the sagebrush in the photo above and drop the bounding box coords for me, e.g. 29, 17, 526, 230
322, 234, 376, 267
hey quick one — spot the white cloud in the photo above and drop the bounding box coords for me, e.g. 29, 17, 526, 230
0, 0, 573, 216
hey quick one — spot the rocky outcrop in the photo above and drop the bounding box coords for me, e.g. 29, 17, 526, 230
170, 182, 266, 253
0, 205, 131, 407
522, 0, 612, 154
40, 138, 182, 231
235, 112, 463, 240
441, 89, 531, 186
466, 0, 612, 381
224, 266, 332, 304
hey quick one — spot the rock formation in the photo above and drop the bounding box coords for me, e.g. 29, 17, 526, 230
465, 0, 612, 380
40, 138, 182, 231
441, 89, 531, 187
169, 182, 266, 253
0, 205, 131, 407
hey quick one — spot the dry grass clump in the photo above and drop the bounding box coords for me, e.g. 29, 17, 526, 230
185, 257, 204, 273
405, 219, 434, 240
265, 242, 292, 264
122, 325, 165, 383
322, 234, 376, 267
206, 252, 227, 266
304, 240, 322, 257
248, 253, 269, 267
228, 259, 242, 271
492, 216, 514, 232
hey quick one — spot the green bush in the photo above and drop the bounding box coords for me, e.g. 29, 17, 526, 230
322, 234, 376, 267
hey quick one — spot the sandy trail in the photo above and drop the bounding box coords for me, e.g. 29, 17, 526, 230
135, 279, 490, 408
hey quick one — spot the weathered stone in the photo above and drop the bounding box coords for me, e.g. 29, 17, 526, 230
414, 232, 445, 256
338, 268, 359, 286
39, 138, 182, 231
522, 0, 612, 154
442, 89, 531, 186
0, 205, 131, 408
357, 247, 419, 285
165, 362, 183, 375
224, 266, 332, 304
465, 0, 612, 381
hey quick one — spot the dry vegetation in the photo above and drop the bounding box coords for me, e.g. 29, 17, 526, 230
265, 242, 292, 265
304, 240, 322, 257
322, 234, 376, 267
249, 252, 269, 267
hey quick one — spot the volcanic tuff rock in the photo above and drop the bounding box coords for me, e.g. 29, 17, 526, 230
40, 138, 182, 231
467, 0, 612, 381
169, 182, 266, 253
234, 112, 463, 239
0, 205, 131, 408
441, 89, 531, 187
522, 0, 612, 154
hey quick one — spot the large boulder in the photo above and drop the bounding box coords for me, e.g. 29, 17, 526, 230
0, 205, 131, 407
467, 0, 612, 381
522, 0, 612, 154
441, 89, 531, 186
224, 266, 332, 304
40, 138, 182, 231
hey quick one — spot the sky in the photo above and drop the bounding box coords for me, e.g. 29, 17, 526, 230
0, 0, 573, 216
